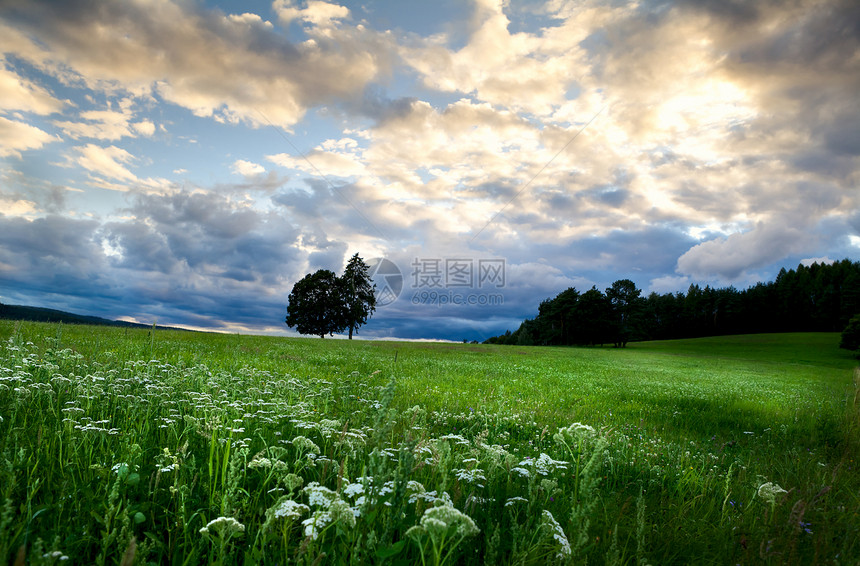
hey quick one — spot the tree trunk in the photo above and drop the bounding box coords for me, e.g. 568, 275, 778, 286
349, 326, 353, 340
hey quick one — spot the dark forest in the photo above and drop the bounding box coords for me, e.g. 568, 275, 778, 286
486, 259, 860, 346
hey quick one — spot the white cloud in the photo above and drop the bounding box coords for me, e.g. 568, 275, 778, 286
232, 159, 266, 177
398, 0, 615, 116
132, 120, 155, 137
268, 137, 367, 178
0, 116, 58, 157
73, 144, 137, 183
0, 61, 64, 115
54, 109, 132, 141
274, 0, 350, 27
2, 1, 386, 129
0, 194, 37, 216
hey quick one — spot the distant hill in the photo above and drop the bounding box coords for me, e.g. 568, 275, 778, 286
0, 303, 187, 331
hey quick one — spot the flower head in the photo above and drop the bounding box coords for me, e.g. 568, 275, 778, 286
540, 510, 571, 560
270, 498, 310, 520
292, 436, 321, 455
328, 498, 357, 529
757, 482, 788, 504
304, 482, 338, 508
199, 516, 245, 538
408, 503, 480, 543
554, 422, 596, 448
301, 510, 331, 540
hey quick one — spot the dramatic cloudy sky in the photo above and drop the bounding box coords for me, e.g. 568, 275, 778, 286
1, 0, 858, 340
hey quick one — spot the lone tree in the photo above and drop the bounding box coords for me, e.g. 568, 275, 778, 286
341, 253, 376, 339
285, 269, 347, 338
285, 254, 377, 339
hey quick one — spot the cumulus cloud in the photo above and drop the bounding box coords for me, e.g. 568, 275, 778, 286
54, 110, 133, 141
274, 0, 351, 27
132, 120, 155, 137
232, 159, 266, 177
0, 214, 106, 293
676, 222, 811, 280
0, 116, 58, 157
0, 60, 65, 115
399, 0, 597, 116
73, 144, 137, 183
269, 138, 367, 178
0, 0, 857, 338
0, 0, 390, 128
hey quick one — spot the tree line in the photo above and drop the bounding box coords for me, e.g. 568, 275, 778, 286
285, 254, 376, 339
485, 259, 860, 347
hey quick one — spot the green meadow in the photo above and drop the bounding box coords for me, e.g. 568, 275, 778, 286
0, 322, 857, 565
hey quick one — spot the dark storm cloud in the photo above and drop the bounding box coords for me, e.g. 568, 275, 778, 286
0, 214, 121, 312
0, 214, 101, 268
0, 186, 341, 331
273, 181, 345, 221
497, 225, 697, 283
673, 0, 760, 24
731, 1, 860, 70
823, 113, 860, 157
101, 221, 176, 274
112, 191, 305, 283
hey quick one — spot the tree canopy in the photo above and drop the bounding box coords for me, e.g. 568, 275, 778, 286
840, 314, 860, 353
342, 253, 377, 339
285, 254, 377, 339
285, 269, 346, 339
486, 259, 860, 347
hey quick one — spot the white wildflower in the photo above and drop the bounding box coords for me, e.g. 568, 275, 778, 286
540, 509, 571, 560
317, 418, 342, 438
302, 510, 331, 540
248, 454, 272, 469
291, 436, 321, 455
270, 499, 309, 520
505, 496, 528, 507
407, 504, 480, 543
453, 467, 487, 487
304, 482, 338, 508
329, 498, 357, 527
757, 482, 788, 504
343, 482, 365, 499
438, 434, 471, 446
200, 516, 245, 537
282, 473, 304, 492
518, 453, 568, 476
554, 423, 597, 452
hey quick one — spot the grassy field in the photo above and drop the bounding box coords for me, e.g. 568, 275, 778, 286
0, 321, 857, 565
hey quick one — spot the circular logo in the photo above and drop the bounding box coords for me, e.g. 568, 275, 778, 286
366, 257, 403, 307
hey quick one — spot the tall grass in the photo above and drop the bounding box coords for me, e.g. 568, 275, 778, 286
0, 322, 857, 564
